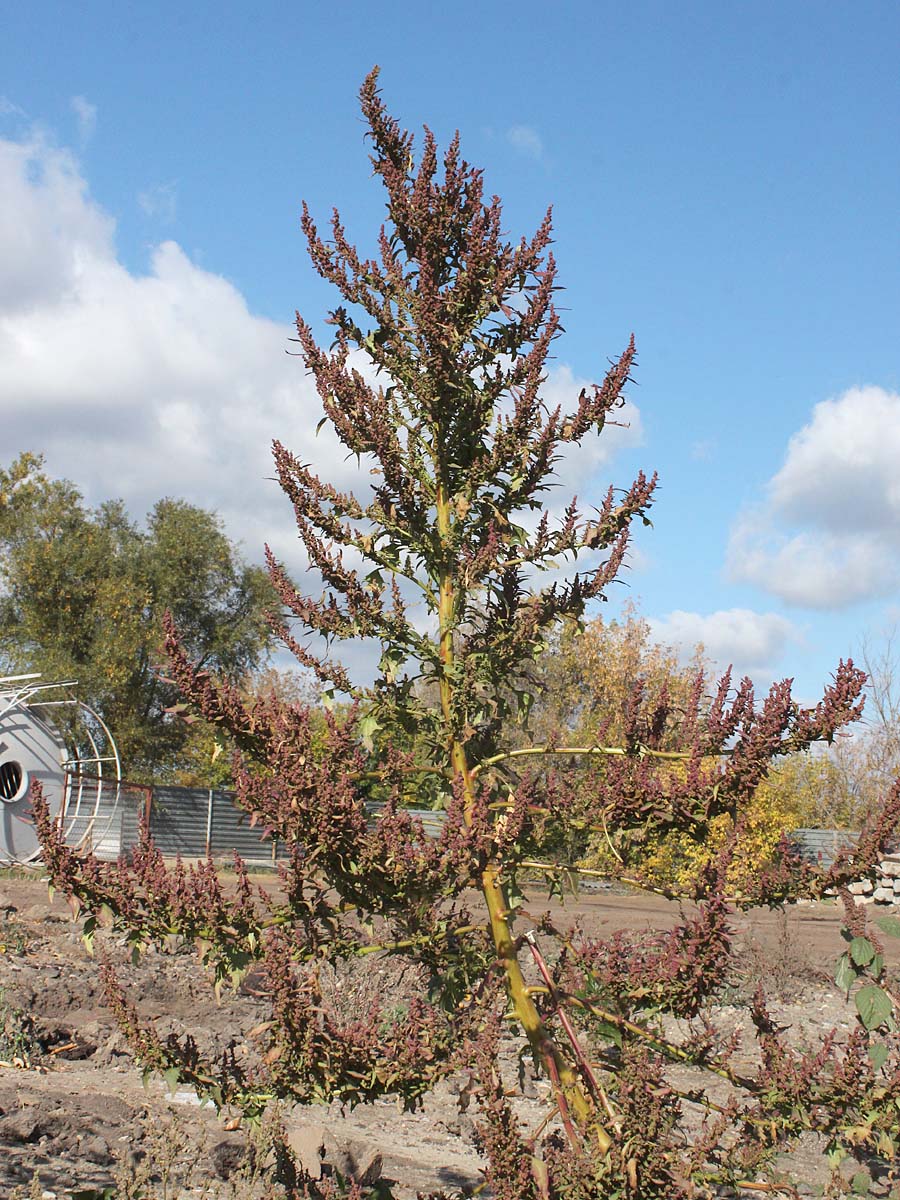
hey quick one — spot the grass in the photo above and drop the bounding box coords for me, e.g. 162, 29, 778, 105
0, 865, 44, 880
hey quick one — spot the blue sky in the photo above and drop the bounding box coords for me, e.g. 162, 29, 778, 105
2, 2, 899, 700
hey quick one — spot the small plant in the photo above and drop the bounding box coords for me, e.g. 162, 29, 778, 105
10, 1175, 48, 1200
0, 985, 42, 1067
0, 917, 31, 956
35, 70, 900, 1197
729, 907, 823, 1004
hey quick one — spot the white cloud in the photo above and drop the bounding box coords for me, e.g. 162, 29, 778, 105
648, 608, 800, 678
0, 97, 27, 119
0, 134, 114, 312
727, 387, 900, 608
70, 96, 97, 144
0, 130, 323, 562
0, 127, 637, 584
727, 514, 894, 609
540, 363, 643, 488
138, 181, 178, 222
769, 387, 900, 533
506, 124, 543, 159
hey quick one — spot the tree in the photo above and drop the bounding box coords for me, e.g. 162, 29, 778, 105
37, 72, 900, 1197
0, 452, 275, 781
525, 610, 810, 894
755, 630, 900, 835
817, 629, 900, 830
517, 603, 707, 751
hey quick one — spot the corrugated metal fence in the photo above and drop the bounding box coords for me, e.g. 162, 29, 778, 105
116, 785, 285, 864
790, 827, 860, 868
140, 785, 286, 863
93, 786, 445, 864
83, 785, 869, 873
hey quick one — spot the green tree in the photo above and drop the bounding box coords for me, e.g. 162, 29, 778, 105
0, 452, 275, 781
37, 73, 900, 1197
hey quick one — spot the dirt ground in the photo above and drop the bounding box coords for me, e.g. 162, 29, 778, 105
1, 872, 898, 1198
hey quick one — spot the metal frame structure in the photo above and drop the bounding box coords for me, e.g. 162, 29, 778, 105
0, 673, 122, 865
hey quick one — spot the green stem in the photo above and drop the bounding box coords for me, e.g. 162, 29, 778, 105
356, 922, 487, 956
520, 859, 745, 904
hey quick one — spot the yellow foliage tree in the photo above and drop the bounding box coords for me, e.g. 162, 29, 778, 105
628, 763, 807, 895
528, 605, 820, 891
522, 602, 700, 748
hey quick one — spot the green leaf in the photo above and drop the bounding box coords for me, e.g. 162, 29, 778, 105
81, 914, 97, 956
855, 984, 893, 1031
849, 936, 876, 966
851, 1170, 871, 1195
834, 952, 855, 993
358, 711, 381, 752
869, 1042, 889, 1072
826, 1145, 847, 1169
163, 1066, 181, 1094
531, 1156, 550, 1200
506, 875, 526, 912
876, 1131, 897, 1158
513, 687, 534, 725
595, 1019, 623, 1049
378, 645, 405, 684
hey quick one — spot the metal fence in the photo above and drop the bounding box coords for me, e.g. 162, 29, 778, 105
77, 784, 867, 873
60, 776, 149, 862
143, 785, 286, 863
77, 782, 284, 864
790, 827, 860, 868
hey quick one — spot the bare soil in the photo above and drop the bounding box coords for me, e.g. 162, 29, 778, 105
0, 874, 897, 1198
